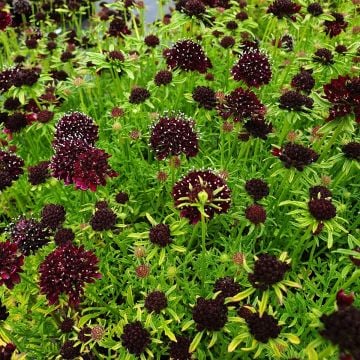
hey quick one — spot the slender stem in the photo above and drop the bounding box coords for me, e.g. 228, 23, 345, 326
200, 213, 207, 287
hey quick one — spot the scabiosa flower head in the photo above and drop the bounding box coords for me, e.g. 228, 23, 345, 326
150, 114, 199, 160
60, 318, 75, 333
115, 191, 129, 204
149, 224, 172, 247
336, 289, 355, 309
72, 147, 118, 191
41, 204, 66, 230
154, 70, 172, 86
4, 97, 20, 111
309, 186, 332, 200
169, 336, 192, 360
249, 254, 290, 290
0, 67, 19, 93
4, 112, 27, 133
90, 207, 116, 231
144, 34, 160, 47
184, 0, 206, 17
267, 0, 301, 20
108, 17, 130, 37
10, 217, 50, 255
54, 228, 75, 246
320, 306, 360, 359
144, 290, 167, 313
60, 340, 80, 360
226, 20, 238, 30
129, 87, 150, 104
135, 264, 150, 278
278, 34, 293, 51
37, 110, 54, 123
107, 50, 124, 62
279, 91, 314, 111
244, 117, 273, 139
39, 242, 101, 306
324, 12, 348, 38
0, 343, 16, 360
245, 179, 269, 201
0, 150, 24, 191
291, 69, 315, 93
0, 241, 24, 289
0, 301, 9, 321
218, 87, 266, 122
220, 36, 235, 48
12, 0, 31, 14
192, 86, 217, 110
278, 143, 319, 170
313, 48, 334, 65
335, 45, 347, 54
246, 312, 282, 343
245, 204, 266, 225
172, 170, 231, 224
192, 297, 228, 331
308, 198, 336, 221
121, 321, 150, 356
231, 49, 272, 88
165, 40, 212, 73
342, 142, 360, 161
91, 325, 105, 340
214, 277, 241, 302
0, 11, 12, 31
307, 3, 323, 16
78, 327, 91, 343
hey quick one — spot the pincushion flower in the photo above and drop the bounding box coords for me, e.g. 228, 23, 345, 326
324, 12, 348, 38
323, 75, 360, 123
0, 150, 24, 191
267, 0, 301, 20
165, 40, 212, 73
0, 11, 12, 31
28, 161, 51, 185
121, 321, 151, 356
231, 49, 272, 88
150, 114, 199, 160
172, 170, 231, 224
0, 241, 24, 289
39, 242, 101, 307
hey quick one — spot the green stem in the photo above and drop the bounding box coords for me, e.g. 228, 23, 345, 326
200, 213, 207, 287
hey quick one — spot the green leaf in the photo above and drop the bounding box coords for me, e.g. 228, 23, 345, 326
189, 331, 203, 353
164, 325, 176, 342
259, 291, 269, 317
228, 333, 247, 352
227, 288, 255, 303
208, 332, 217, 349
181, 320, 194, 331
284, 333, 300, 345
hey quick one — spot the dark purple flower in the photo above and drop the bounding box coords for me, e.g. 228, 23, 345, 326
149, 224, 172, 247
115, 192, 129, 204
291, 69, 315, 93
245, 179, 269, 201
172, 170, 231, 224
220, 36, 235, 48
324, 12, 348, 38
3, 98, 20, 111
184, 0, 206, 17
39, 242, 101, 307
60, 318, 75, 333
28, 161, 51, 185
214, 277, 241, 302
108, 17, 131, 37
0, 11, 12, 31
0, 343, 16, 360
60, 340, 80, 359
169, 336, 192, 360
279, 91, 314, 111
144, 290, 167, 313
144, 34, 160, 47
278, 143, 319, 170
150, 114, 199, 160
4, 112, 27, 133
121, 321, 150, 356
41, 204, 66, 230
129, 87, 150, 104
308, 198, 336, 221
267, 0, 301, 20
154, 70, 172, 86
165, 40, 212, 73
243, 117, 273, 139
0, 301, 9, 321
90, 207, 117, 231
192, 86, 217, 110
342, 142, 360, 161
0, 241, 24, 289
307, 3, 323, 16
0, 150, 24, 191
246, 312, 282, 343
54, 228, 75, 246
245, 204, 267, 225
313, 48, 334, 65
231, 49, 272, 88
309, 186, 332, 200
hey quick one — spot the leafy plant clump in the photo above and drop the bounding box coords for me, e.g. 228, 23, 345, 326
0, 0, 359, 359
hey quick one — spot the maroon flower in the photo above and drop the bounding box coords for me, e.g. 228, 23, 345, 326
121, 321, 150, 356
169, 336, 192, 360
313, 48, 334, 65
291, 69, 315, 94
309, 186, 332, 200
308, 198, 336, 221
324, 12, 348, 38
184, 0, 206, 17
154, 70, 172, 86
220, 36, 235, 49
336, 289, 355, 308
39, 242, 101, 307
107, 50, 125, 62
4, 112, 27, 133
278, 143, 319, 170
54, 228, 75, 246
267, 0, 301, 20
243, 117, 273, 139
90, 207, 117, 231
342, 142, 360, 161
4, 97, 20, 111
172, 170, 231, 224
115, 192, 129, 204
41, 204, 66, 230
323, 75, 360, 123
144, 34, 160, 47
165, 40, 212, 73
245, 204, 267, 225
0, 150, 24, 191
28, 161, 51, 185
246, 312, 282, 343
0, 241, 24, 289
213, 277, 241, 302
218, 87, 266, 122
0, 343, 16, 360
129, 87, 150, 104
307, 3, 322, 16
245, 179, 269, 201
192, 86, 217, 110
150, 114, 199, 160
0, 11, 12, 31
72, 147, 118, 191
59, 340, 80, 359
144, 290, 167, 313
108, 17, 131, 37
149, 224, 172, 247
231, 49, 272, 88
279, 91, 314, 111
0, 67, 20, 93
10, 217, 51, 255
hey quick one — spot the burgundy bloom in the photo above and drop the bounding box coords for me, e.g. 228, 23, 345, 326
54, 228, 75, 246
308, 198, 336, 221
307, 3, 323, 16
0, 301, 9, 321
115, 192, 129, 204
129, 87, 150, 104
172, 170, 231, 224
246, 312, 282, 343
218, 87, 266, 122
214, 277, 241, 302
72, 147, 117, 191
324, 12, 348, 38
278, 143, 319, 170
192, 86, 217, 110
144, 34, 160, 47
220, 36, 235, 49
0, 241, 24, 289
309, 186, 332, 200
149, 224, 172, 247
291, 69, 315, 94
39, 242, 101, 307
169, 336, 192, 360
184, 0, 206, 17
60, 340, 80, 359
335, 45, 347, 54
107, 50, 124, 62
0, 67, 20, 93
144, 290, 167, 313
121, 321, 150, 356
279, 91, 314, 111
0, 150, 24, 191
245, 204, 267, 225
10, 217, 51, 255
150, 114, 199, 160
54, 112, 99, 148
0, 343, 16, 360
37, 110, 54, 123
165, 40, 212, 73
154, 70, 172, 86
336, 289, 355, 309
4, 97, 20, 111
226, 20, 238, 30
267, 0, 301, 20
313, 48, 334, 65
0, 11, 12, 31
342, 142, 360, 161
323, 75, 360, 123
108, 17, 131, 37
4, 112, 27, 133
90, 207, 117, 231
231, 49, 272, 88
278, 34, 294, 51
41, 204, 66, 230
245, 179, 269, 201
12, 67, 40, 87
60, 318, 75, 333
243, 117, 273, 139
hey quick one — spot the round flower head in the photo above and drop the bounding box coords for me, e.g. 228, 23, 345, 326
169, 336, 192, 360
309, 186, 332, 200
243, 117, 273, 139
342, 142, 360, 161
90, 207, 117, 231
220, 36, 235, 49
213, 277, 241, 302
165, 40, 212, 73
144, 290, 167, 313
320, 306, 360, 359
0, 150, 24, 191
218, 87, 266, 122
41, 204, 66, 230
0, 241, 24, 289
279, 91, 314, 111
149, 224, 172, 247
246, 312, 282, 343
60, 318, 75, 333
115, 191, 129, 204
121, 321, 150, 356
245, 204, 267, 225
154, 70, 172, 86
184, 0, 206, 17
192, 86, 217, 110
324, 12, 348, 38
4, 112, 27, 133
150, 114, 199, 160
54, 112, 99, 148
0, 11, 12, 31
0, 301, 9, 321
172, 170, 231, 224
0, 67, 21, 93
245, 179, 269, 201
144, 34, 160, 47
0, 343, 16, 360
323, 75, 360, 123
308, 198, 336, 221
313, 48, 334, 65
54, 228, 75, 246
278, 143, 319, 170
192, 297, 228, 331
248, 254, 290, 290
231, 49, 272, 88
307, 3, 323, 16
129, 87, 150, 104
291, 69, 315, 94
267, 0, 301, 20
10, 217, 51, 255
39, 242, 101, 307
60, 340, 80, 360
28, 161, 51, 185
